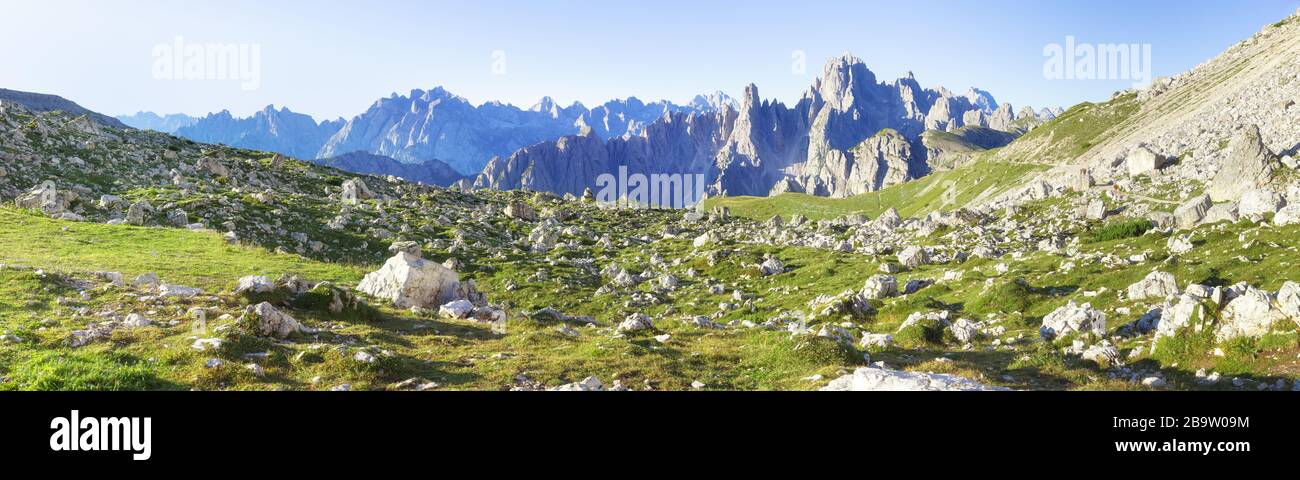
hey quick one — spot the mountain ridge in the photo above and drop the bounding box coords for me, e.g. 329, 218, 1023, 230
0, 88, 129, 129
478, 54, 1058, 198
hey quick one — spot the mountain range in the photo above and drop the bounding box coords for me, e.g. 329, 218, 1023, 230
127, 89, 738, 177
312, 152, 468, 187
117, 54, 1059, 198
116, 111, 198, 133
173, 106, 345, 161
478, 54, 1061, 198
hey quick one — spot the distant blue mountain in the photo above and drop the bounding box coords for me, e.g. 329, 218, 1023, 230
116, 111, 199, 133
313, 151, 468, 187
168, 86, 735, 175
176, 105, 344, 160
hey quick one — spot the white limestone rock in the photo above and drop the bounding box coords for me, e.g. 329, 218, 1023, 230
860, 275, 899, 299
1216, 286, 1284, 340
820, 366, 1008, 391
241, 302, 302, 339
1127, 271, 1180, 301
357, 250, 462, 309
1040, 301, 1107, 339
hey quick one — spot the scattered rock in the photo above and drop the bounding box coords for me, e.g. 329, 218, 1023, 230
1173, 194, 1211, 228
821, 366, 1008, 391
238, 302, 303, 339
616, 313, 654, 333
1040, 301, 1106, 339
1127, 271, 1180, 301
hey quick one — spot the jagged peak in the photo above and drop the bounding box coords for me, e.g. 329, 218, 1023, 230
692, 90, 737, 111
530, 96, 557, 112
963, 88, 998, 111
742, 83, 760, 103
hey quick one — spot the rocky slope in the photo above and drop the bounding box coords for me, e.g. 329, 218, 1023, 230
3, 86, 1300, 391
975, 11, 1300, 222
3, 12, 1300, 392
478, 55, 1056, 198
0, 88, 129, 129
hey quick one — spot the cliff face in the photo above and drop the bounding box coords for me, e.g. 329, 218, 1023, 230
478, 54, 1049, 198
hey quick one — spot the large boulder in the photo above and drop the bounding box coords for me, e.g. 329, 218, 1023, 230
1216, 286, 1284, 340
125, 201, 153, 226
820, 366, 1008, 391
1173, 194, 1211, 229
341, 179, 374, 204
948, 318, 978, 343
504, 202, 537, 221
1068, 167, 1094, 192
874, 208, 902, 229
1154, 295, 1205, 341
1279, 281, 1300, 321
1127, 271, 1180, 301
759, 257, 785, 276
1207, 125, 1280, 202
1201, 202, 1239, 225
239, 302, 303, 339
861, 275, 899, 299
1274, 205, 1300, 226
15, 180, 70, 215
616, 313, 654, 333
528, 224, 560, 252
1084, 199, 1107, 220
897, 246, 928, 268
356, 247, 462, 309
1081, 343, 1120, 367
1040, 301, 1107, 339
1238, 189, 1286, 217
1127, 146, 1163, 177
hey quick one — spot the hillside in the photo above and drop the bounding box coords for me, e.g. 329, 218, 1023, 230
4, 93, 1300, 391
3, 11, 1300, 392
0, 88, 129, 129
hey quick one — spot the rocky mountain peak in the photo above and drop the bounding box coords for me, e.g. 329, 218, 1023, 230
690, 91, 738, 112
807, 53, 878, 112
964, 88, 998, 111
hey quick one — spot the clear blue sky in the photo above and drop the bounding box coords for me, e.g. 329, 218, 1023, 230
1, 0, 1295, 120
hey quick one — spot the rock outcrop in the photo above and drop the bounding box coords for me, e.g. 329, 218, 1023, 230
820, 365, 1008, 391
357, 244, 463, 309
1208, 125, 1280, 202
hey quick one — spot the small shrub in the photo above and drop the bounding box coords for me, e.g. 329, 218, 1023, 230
894, 318, 949, 348
790, 337, 860, 366
1089, 219, 1154, 243
966, 278, 1037, 314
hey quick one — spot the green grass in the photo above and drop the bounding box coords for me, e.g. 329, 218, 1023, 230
705, 158, 1048, 221
0, 208, 367, 291
994, 92, 1141, 164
